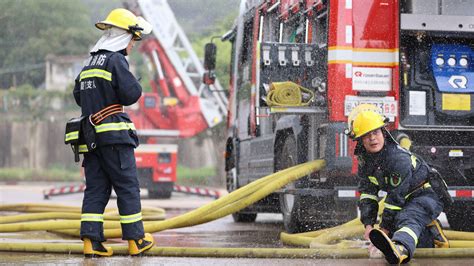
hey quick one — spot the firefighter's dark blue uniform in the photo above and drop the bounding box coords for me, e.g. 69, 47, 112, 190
73, 49, 144, 241
357, 136, 443, 258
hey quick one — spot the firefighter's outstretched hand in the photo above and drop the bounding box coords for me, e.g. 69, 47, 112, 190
365, 225, 383, 258
380, 227, 390, 235
364, 225, 373, 240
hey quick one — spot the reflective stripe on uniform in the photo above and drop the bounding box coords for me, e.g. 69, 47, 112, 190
360, 193, 378, 201
384, 203, 402, 211
78, 144, 88, 153
81, 213, 104, 222
368, 176, 379, 186
79, 69, 112, 81
94, 122, 136, 133
65, 131, 79, 142
120, 212, 142, 224
411, 155, 417, 169
397, 226, 418, 245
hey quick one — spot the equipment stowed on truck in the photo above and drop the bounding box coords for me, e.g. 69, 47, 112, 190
203, 0, 474, 233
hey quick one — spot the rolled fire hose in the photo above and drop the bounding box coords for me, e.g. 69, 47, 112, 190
2, 159, 474, 258
265, 81, 315, 107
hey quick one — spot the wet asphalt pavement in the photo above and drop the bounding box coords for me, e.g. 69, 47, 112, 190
0, 183, 472, 265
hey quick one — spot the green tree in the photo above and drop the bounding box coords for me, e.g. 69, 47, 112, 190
0, 0, 98, 88
169, 0, 238, 39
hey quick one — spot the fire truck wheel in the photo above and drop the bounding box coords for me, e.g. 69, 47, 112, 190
277, 135, 315, 233
148, 182, 173, 199
227, 167, 258, 223
446, 201, 474, 232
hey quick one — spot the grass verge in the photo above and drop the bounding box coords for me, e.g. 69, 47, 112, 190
0, 167, 81, 182
177, 165, 216, 186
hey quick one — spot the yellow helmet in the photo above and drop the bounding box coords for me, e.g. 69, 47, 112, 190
96, 8, 151, 40
346, 104, 387, 139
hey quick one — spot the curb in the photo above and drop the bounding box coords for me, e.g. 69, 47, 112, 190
43, 184, 86, 199
173, 184, 223, 199
43, 183, 224, 199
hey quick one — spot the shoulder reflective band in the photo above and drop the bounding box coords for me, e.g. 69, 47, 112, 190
360, 193, 378, 201
81, 213, 104, 222
397, 226, 418, 245
384, 202, 402, 210
79, 69, 112, 81
78, 144, 89, 153
65, 131, 79, 142
411, 155, 417, 169
120, 212, 142, 224
368, 176, 379, 186
94, 122, 136, 133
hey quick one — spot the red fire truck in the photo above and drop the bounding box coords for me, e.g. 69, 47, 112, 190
125, 0, 228, 198
204, 0, 474, 232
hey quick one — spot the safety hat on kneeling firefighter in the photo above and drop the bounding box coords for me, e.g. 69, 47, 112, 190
347, 104, 387, 139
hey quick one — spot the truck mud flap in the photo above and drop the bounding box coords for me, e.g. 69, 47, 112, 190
318, 123, 354, 177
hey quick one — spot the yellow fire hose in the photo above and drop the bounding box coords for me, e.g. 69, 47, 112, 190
0, 207, 166, 224
266, 81, 315, 107
2, 159, 474, 259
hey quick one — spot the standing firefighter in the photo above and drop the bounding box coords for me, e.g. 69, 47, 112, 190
346, 104, 449, 264
72, 8, 154, 257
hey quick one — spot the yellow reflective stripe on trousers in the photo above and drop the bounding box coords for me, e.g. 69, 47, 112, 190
94, 122, 136, 133
65, 131, 79, 142
411, 155, 417, 169
360, 193, 378, 201
78, 144, 88, 153
79, 69, 112, 81
368, 176, 379, 186
81, 213, 104, 222
397, 226, 418, 245
120, 212, 142, 224
384, 203, 402, 211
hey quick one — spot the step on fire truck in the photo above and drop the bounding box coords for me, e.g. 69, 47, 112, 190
203, 0, 474, 232
124, 0, 228, 198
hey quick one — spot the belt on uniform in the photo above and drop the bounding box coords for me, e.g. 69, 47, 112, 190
90, 104, 124, 125
405, 181, 432, 199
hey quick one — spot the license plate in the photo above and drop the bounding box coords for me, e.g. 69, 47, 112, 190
344, 96, 398, 119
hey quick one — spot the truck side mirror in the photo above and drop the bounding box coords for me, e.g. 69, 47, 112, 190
204, 43, 217, 71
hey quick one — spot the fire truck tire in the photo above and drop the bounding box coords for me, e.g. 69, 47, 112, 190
277, 135, 315, 233
446, 202, 474, 232
148, 182, 173, 199
226, 167, 258, 223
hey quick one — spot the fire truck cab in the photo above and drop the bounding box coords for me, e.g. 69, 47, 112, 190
207, 0, 474, 232
134, 142, 178, 199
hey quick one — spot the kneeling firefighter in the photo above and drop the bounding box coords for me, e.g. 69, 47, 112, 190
346, 104, 451, 264
70, 8, 154, 257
